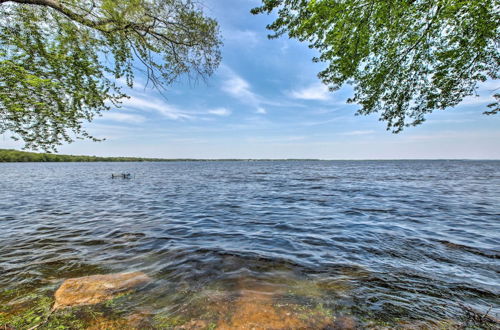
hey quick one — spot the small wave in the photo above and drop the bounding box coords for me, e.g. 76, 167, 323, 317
438, 240, 500, 259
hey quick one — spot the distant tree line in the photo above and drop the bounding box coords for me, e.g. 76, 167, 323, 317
0, 149, 318, 162
0, 149, 175, 162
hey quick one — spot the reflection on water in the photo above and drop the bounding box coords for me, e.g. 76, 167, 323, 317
0, 160, 499, 328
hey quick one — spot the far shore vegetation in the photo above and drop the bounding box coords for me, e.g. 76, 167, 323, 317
0, 149, 171, 162
0, 149, 319, 163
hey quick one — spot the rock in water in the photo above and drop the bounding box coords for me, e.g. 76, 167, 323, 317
54, 272, 151, 309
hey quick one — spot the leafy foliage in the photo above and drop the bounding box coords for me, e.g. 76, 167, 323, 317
252, 0, 499, 131
0, 0, 222, 151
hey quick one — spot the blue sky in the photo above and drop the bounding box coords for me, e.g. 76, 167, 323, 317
2, 0, 499, 159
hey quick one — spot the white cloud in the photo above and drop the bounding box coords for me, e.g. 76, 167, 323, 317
245, 136, 306, 143
457, 80, 498, 106
460, 95, 495, 106
221, 71, 257, 103
224, 29, 259, 47
122, 96, 194, 120
220, 67, 268, 114
220, 66, 308, 111
79, 123, 148, 140
280, 40, 290, 54
208, 108, 232, 116
289, 83, 331, 101
100, 112, 146, 124
340, 130, 375, 136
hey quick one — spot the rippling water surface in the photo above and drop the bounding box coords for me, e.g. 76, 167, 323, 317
1, 161, 499, 328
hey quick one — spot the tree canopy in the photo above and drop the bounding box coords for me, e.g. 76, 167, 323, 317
252, 0, 499, 132
0, 0, 222, 151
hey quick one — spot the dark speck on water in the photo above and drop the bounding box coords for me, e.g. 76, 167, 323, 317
0, 160, 499, 328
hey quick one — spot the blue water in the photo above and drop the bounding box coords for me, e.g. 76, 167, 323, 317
0, 160, 499, 326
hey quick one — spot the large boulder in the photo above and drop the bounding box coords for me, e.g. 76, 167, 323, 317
54, 272, 151, 309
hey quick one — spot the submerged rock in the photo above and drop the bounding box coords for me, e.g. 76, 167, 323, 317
125, 309, 154, 329
54, 272, 151, 309
216, 281, 334, 329
332, 316, 357, 329
174, 320, 209, 329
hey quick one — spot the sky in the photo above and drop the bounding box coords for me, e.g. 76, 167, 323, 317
2, 0, 499, 159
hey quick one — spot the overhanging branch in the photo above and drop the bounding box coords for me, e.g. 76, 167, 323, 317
0, 0, 113, 29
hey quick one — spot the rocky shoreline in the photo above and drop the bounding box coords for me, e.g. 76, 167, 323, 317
2, 271, 498, 329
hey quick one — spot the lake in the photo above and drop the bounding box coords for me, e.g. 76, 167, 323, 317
1, 161, 499, 328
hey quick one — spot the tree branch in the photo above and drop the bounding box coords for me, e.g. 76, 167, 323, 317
0, 0, 113, 29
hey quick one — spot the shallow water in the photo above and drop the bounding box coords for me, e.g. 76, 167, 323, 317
1, 160, 499, 328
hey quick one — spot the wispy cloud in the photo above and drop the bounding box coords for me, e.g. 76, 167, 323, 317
477, 80, 499, 92
100, 112, 147, 124
221, 70, 257, 102
296, 114, 355, 127
170, 138, 209, 144
279, 40, 290, 54
427, 118, 473, 124
83, 123, 148, 140
402, 130, 500, 142
339, 130, 375, 136
220, 67, 267, 113
289, 83, 331, 101
246, 136, 307, 143
208, 107, 232, 116
220, 66, 310, 112
122, 96, 194, 120
460, 95, 496, 106
224, 29, 259, 47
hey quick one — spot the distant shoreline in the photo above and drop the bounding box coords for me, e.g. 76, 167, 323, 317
1, 149, 498, 162
0, 149, 321, 162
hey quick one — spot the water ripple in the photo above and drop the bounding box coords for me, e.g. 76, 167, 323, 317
0, 160, 499, 324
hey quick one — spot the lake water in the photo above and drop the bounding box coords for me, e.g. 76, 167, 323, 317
1, 161, 499, 328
